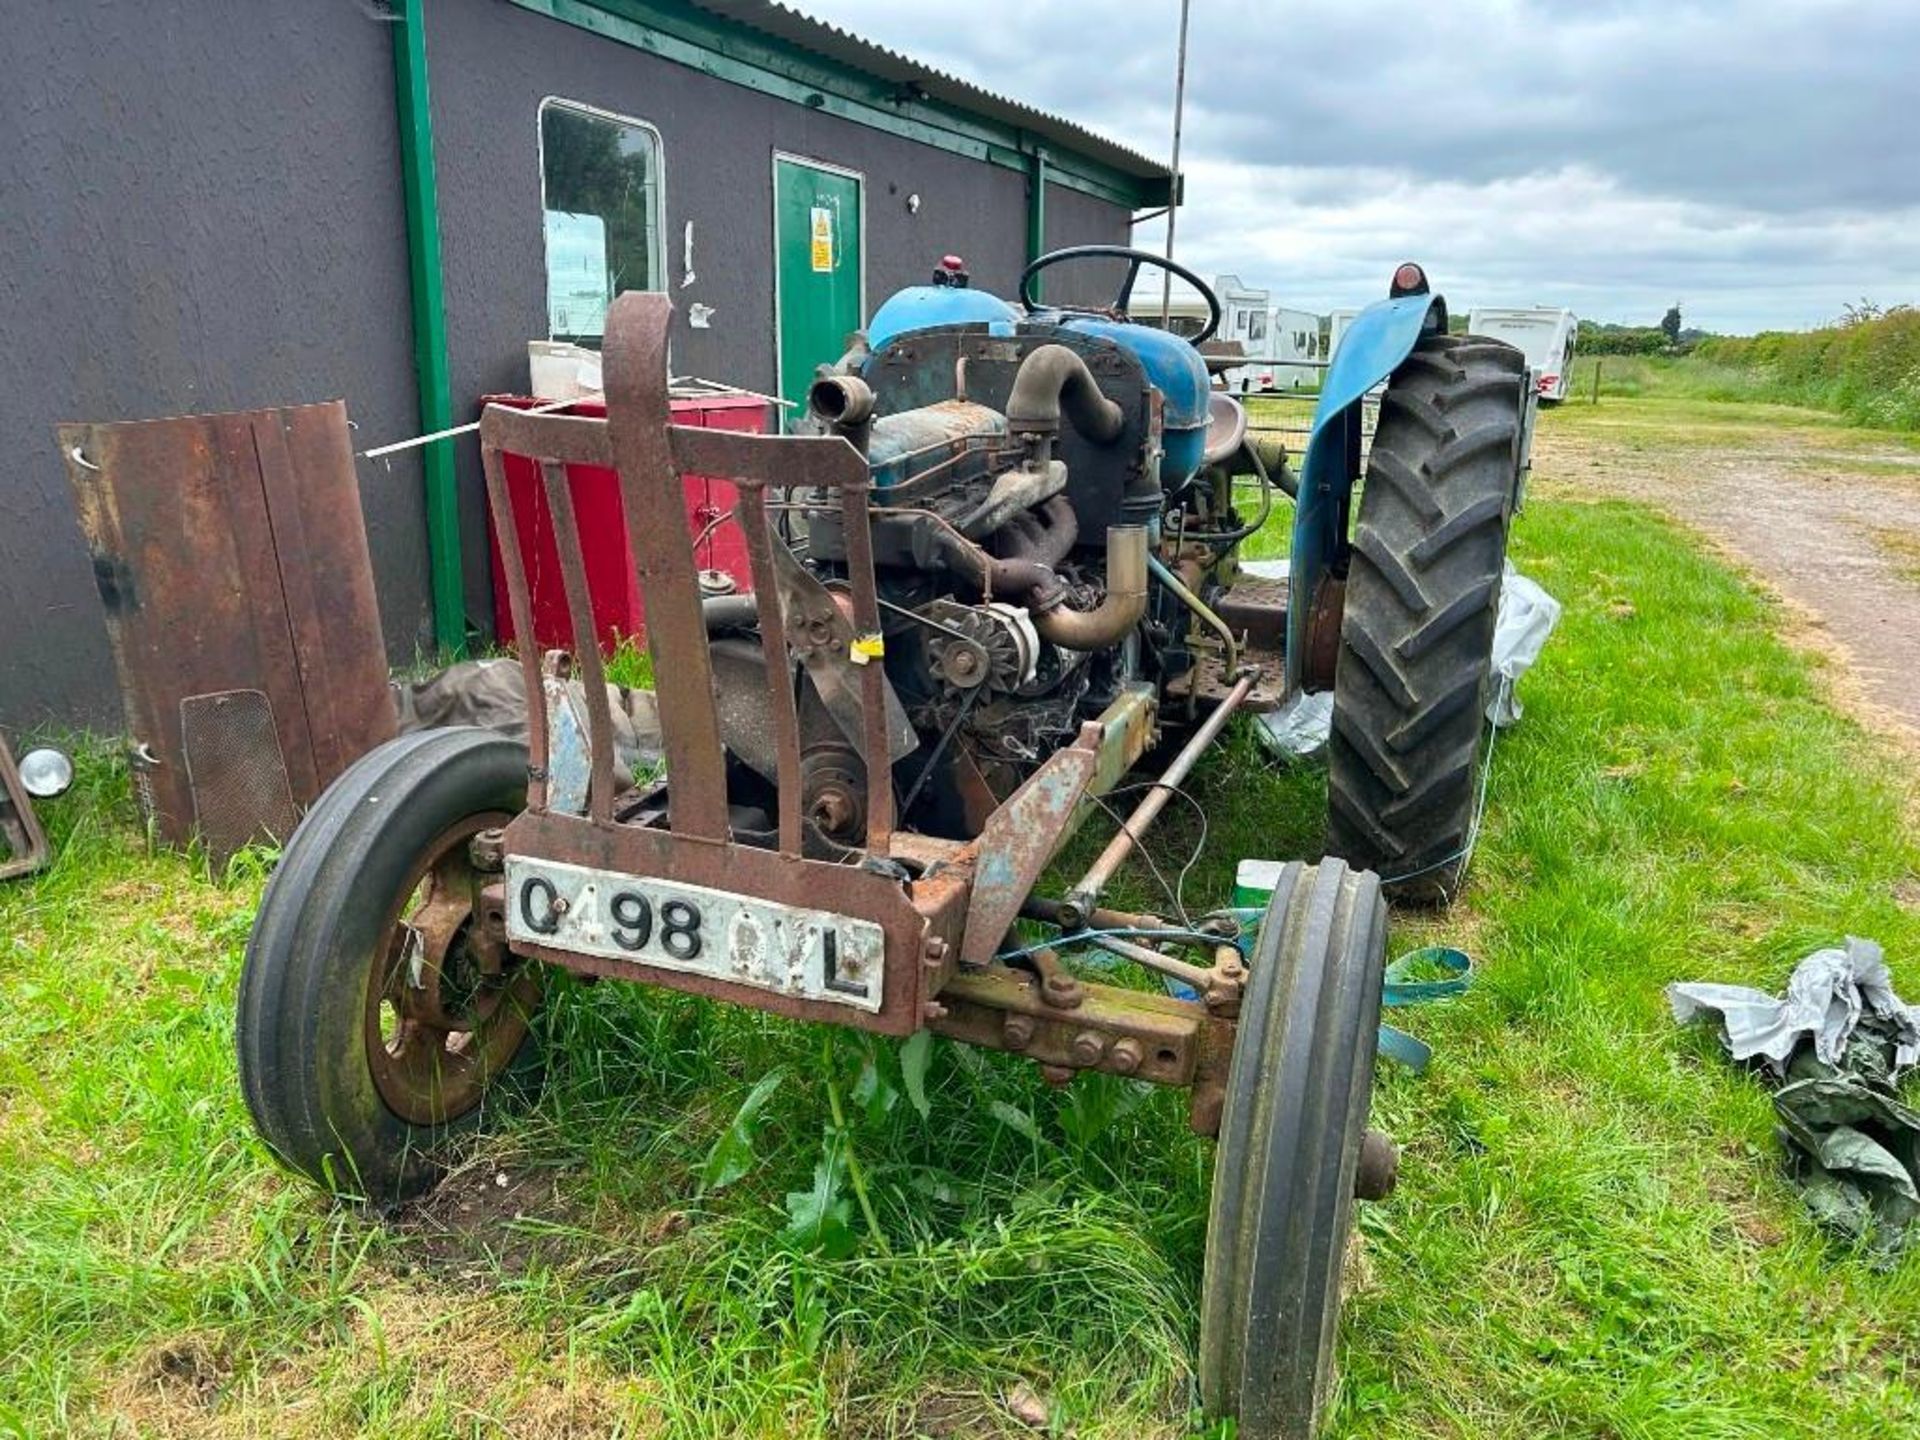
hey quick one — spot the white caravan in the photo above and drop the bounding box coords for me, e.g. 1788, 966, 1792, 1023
1326, 307, 1358, 362
1466, 306, 1579, 403
1134, 274, 1274, 392
1211, 273, 1271, 391
1242, 307, 1322, 392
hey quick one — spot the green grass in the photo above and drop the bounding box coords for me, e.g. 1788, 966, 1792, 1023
1568, 349, 1920, 439
6, 409, 1920, 1436
1696, 311, 1920, 433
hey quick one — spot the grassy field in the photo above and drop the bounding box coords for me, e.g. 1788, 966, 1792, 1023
6, 401, 1920, 1437
1569, 349, 1920, 439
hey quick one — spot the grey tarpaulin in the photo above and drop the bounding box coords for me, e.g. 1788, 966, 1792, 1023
1252, 690, 1333, 762
391, 659, 664, 790
1668, 937, 1920, 1076
1252, 561, 1560, 760
1669, 937, 1920, 1261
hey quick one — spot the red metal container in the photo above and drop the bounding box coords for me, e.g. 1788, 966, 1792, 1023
484, 391, 767, 652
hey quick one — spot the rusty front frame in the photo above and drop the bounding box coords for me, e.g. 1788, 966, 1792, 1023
478, 292, 1239, 1128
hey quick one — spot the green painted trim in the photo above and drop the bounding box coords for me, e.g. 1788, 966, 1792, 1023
505, 0, 1168, 210
1025, 148, 1048, 301
393, 0, 466, 657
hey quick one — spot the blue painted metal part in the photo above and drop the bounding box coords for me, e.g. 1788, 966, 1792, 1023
867, 291, 1213, 489
1051, 315, 1212, 489
865, 402, 1007, 489
1284, 294, 1443, 689
541, 673, 593, 816
866, 285, 1019, 348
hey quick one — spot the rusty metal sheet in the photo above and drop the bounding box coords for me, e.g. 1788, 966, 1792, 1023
58, 401, 394, 847
538, 460, 618, 822
479, 416, 553, 814
604, 294, 731, 842
734, 487, 804, 855
958, 727, 1101, 968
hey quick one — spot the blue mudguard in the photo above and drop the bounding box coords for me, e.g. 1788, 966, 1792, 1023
1284, 293, 1444, 690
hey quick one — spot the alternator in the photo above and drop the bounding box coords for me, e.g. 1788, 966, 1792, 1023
923, 599, 1042, 693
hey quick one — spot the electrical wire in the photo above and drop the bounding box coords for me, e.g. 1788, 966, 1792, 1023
896, 681, 986, 822
1375, 673, 1510, 897
1083, 778, 1211, 926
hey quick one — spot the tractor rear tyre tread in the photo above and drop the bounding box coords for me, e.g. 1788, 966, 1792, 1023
236, 728, 539, 1204
1200, 858, 1388, 1440
1326, 333, 1524, 903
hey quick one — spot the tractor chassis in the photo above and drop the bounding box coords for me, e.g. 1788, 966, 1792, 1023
474, 294, 1266, 1136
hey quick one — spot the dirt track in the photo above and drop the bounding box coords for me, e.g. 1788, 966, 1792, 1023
1533, 405, 1920, 747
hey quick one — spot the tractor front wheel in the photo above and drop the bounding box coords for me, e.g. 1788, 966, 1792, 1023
1326, 332, 1524, 902
1199, 859, 1389, 1439
235, 729, 541, 1203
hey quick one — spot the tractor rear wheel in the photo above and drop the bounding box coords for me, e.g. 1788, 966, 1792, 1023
1326, 333, 1524, 903
1200, 859, 1389, 1440
236, 728, 541, 1203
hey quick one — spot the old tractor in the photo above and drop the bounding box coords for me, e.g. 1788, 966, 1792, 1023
237, 249, 1526, 1438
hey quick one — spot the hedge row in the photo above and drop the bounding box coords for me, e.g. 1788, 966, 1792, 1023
1693, 309, 1920, 431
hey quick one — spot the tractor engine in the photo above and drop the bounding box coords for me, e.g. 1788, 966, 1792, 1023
749, 265, 1256, 843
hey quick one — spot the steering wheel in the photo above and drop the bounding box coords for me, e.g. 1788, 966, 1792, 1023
1017, 244, 1224, 345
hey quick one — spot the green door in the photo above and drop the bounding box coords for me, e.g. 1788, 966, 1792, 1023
774, 154, 864, 426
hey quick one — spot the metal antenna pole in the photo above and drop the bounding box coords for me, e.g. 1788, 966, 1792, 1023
1158, 0, 1192, 330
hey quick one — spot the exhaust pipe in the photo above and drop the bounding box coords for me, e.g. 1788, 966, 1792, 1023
1005, 345, 1125, 446
807, 374, 876, 453
1031, 525, 1147, 651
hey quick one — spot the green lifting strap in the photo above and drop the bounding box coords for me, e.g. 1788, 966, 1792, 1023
1378, 946, 1475, 1073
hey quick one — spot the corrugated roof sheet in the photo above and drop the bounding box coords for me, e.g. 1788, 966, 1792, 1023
690, 1, 1168, 181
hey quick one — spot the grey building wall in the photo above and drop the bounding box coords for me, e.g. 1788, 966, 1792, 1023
427, 0, 1131, 632
0, 0, 434, 733
1042, 180, 1142, 309
0, 0, 1135, 730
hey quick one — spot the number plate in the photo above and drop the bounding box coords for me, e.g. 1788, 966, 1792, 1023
503, 856, 886, 1013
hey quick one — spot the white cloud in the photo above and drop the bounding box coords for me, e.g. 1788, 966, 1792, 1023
792, 0, 1920, 331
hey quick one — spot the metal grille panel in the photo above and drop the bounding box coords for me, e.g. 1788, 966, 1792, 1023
180, 689, 299, 866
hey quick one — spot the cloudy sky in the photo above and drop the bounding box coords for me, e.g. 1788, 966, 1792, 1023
796, 0, 1917, 333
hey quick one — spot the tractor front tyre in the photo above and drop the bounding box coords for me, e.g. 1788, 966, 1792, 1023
235, 729, 542, 1204
1200, 859, 1390, 1440
1326, 333, 1524, 903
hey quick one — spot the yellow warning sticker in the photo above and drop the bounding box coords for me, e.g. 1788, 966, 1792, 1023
810, 206, 834, 272
849, 632, 884, 664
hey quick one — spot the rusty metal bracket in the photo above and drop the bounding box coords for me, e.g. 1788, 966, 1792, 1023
0, 737, 52, 882
931, 963, 1235, 1132
957, 722, 1102, 969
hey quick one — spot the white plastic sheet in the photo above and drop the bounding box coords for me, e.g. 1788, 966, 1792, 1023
1253, 562, 1561, 759
1487, 562, 1562, 727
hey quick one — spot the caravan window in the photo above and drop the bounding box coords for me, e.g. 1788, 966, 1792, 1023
539, 98, 665, 343
1248, 312, 1267, 343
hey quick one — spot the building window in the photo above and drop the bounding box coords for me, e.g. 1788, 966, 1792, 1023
539, 98, 663, 344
